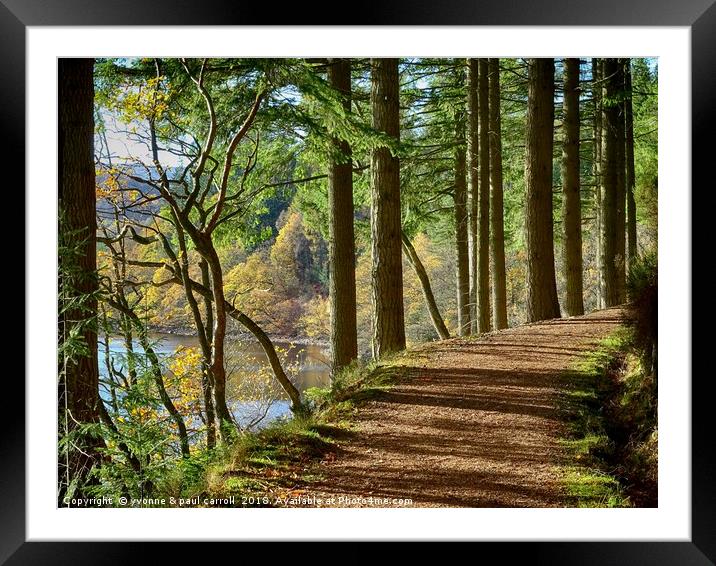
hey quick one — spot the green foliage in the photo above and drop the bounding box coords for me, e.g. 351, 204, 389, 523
58, 210, 104, 502
626, 252, 658, 373
631, 59, 659, 245
58, 217, 101, 361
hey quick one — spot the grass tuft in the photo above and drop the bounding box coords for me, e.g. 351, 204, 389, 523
559, 326, 657, 507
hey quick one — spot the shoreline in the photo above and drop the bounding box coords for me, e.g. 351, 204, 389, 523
147, 325, 330, 348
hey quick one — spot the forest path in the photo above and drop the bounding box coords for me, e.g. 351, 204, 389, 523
303, 307, 626, 507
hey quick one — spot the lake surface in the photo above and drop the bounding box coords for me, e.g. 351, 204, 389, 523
99, 333, 331, 429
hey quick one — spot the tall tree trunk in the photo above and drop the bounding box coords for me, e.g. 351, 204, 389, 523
453, 65, 471, 336
466, 58, 479, 332
592, 58, 604, 309
58, 58, 103, 502
477, 59, 491, 333
615, 60, 627, 303
525, 58, 561, 322
370, 58, 406, 358
401, 231, 450, 340
600, 58, 620, 307
198, 258, 216, 449
327, 58, 358, 373
197, 237, 236, 441
561, 58, 585, 316
624, 59, 638, 271
488, 58, 508, 330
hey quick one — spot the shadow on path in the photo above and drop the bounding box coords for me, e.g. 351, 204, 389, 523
302, 308, 626, 508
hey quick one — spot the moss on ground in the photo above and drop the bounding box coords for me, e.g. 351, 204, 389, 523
559, 327, 657, 507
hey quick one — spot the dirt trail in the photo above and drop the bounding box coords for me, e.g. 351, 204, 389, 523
303, 308, 626, 508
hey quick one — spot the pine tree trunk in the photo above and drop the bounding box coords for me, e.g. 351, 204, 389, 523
561, 58, 585, 316
624, 59, 638, 271
466, 58, 479, 332
525, 58, 561, 322
370, 58, 406, 358
600, 58, 620, 307
327, 58, 358, 373
488, 58, 508, 330
401, 232, 450, 340
58, 58, 103, 501
592, 58, 604, 309
453, 95, 472, 336
477, 59, 491, 333
615, 60, 627, 303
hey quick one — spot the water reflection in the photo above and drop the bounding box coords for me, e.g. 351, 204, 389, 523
99, 333, 330, 429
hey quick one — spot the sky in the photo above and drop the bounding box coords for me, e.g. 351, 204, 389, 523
97, 112, 187, 168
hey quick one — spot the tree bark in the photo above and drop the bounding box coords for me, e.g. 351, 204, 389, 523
561, 58, 585, 316
370, 58, 406, 358
477, 59, 491, 333
199, 238, 236, 441
327, 58, 359, 373
401, 231, 450, 340
488, 57, 508, 330
453, 65, 471, 336
58, 57, 103, 501
615, 60, 627, 303
198, 258, 216, 449
525, 58, 561, 322
592, 58, 604, 309
624, 59, 638, 271
600, 58, 620, 307
466, 58, 479, 332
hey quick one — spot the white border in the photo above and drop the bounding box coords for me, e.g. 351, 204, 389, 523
27, 26, 691, 541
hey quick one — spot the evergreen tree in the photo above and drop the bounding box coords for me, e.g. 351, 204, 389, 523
488, 58, 508, 329
600, 58, 621, 307
477, 58, 491, 332
370, 58, 406, 358
327, 58, 358, 372
561, 58, 585, 316
525, 58, 561, 322
58, 57, 102, 501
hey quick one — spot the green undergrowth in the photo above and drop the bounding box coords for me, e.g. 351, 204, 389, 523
158, 352, 414, 506
560, 327, 658, 508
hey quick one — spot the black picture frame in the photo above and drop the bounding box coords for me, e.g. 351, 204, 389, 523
7, 0, 709, 560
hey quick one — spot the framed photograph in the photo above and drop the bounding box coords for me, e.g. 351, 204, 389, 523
9, 0, 709, 560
